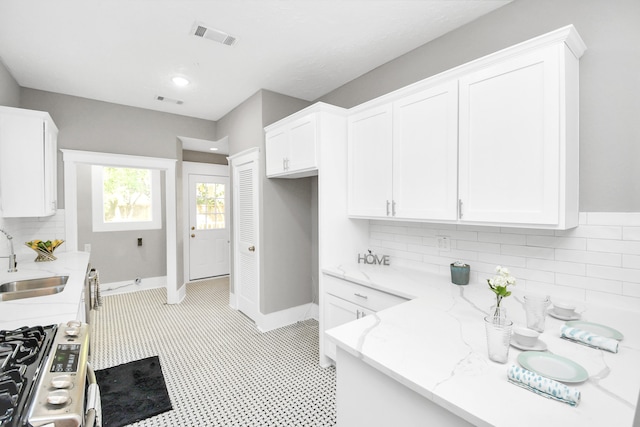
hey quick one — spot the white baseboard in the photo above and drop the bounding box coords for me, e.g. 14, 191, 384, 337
229, 292, 238, 309
256, 302, 319, 333
98, 276, 166, 297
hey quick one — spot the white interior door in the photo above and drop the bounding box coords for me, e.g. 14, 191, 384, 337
188, 173, 230, 280
232, 151, 260, 321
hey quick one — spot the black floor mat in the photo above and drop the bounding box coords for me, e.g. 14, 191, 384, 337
95, 356, 172, 427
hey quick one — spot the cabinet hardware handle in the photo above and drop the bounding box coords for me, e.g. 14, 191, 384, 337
392, 200, 396, 216
191, 226, 195, 230
356, 310, 361, 319
386, 200, 390, 216
248, 245, 256, 252
354, 293, 368, 299
458, 199, 463, 219
191, 234, 195, 238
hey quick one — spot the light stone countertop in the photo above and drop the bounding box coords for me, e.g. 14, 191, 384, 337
0, 251, 90, 330
324, 264, 640, 427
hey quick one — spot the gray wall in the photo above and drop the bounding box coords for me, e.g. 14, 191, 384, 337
218, 89, 314, 314
318, 0, 640, 212
0, 60, 19, 107
18, 88, 216, 286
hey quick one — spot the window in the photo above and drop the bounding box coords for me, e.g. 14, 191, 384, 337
91, 165, 162, 231
195, 182, 226, 229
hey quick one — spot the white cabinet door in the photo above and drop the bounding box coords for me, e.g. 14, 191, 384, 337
265, 112, 319, 178
393, 81, 459, 221
348, 104, 393, 217
265, 128, 289, 176
0, 107, 58, 217
458, 46, 561, 225
287, 114, 317, 172
323, 293, 374, 362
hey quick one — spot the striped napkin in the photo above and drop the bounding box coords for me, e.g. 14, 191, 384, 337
507, 365, 581, 406
560, 325, 619, 353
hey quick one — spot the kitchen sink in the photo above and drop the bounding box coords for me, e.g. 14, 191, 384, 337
0, 276, 68, 301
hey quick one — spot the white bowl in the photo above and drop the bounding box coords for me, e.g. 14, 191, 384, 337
512, 327, 539, 347
553, 301, 576, 317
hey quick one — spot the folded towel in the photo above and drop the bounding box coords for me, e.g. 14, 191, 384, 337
507, 365, 581, 406
560, 325, 619, 353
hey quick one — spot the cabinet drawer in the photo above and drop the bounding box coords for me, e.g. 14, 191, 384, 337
324, 274, 408, 312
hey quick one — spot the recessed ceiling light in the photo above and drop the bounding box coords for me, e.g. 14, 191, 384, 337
172, 76, 189, 87
209, 147, 219, 151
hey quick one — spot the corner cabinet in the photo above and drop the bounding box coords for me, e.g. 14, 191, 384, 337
265, 103, 347, 179
347, 25, 586, 230
0, 106, 59, 217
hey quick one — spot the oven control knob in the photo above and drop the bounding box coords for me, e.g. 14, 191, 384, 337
51, 375, 73, 389
64, 327, 80, 337
47, 390, 71, 405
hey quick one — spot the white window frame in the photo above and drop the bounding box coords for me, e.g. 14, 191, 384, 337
91, 165, 162, 232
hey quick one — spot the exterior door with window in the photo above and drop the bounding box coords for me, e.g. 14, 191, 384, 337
188, 173, 230, 280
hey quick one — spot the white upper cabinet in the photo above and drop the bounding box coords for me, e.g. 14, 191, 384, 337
458, 45, 568, 227
265, 103, 346, 179
347, 25, 585, 229
0, 106, 59, 217
392, 81, 459, 221
348, 81, 458, 220
347, 104, 393, 217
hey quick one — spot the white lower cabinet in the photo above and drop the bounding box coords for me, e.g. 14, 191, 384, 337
321, 274, 408, 365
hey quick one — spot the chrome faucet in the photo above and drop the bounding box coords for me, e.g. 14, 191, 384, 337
0, 228, 18, 272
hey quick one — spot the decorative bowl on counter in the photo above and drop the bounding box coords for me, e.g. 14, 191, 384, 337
25, 239, 64, 262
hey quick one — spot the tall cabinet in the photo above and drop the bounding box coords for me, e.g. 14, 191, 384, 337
0, 106, 58, 217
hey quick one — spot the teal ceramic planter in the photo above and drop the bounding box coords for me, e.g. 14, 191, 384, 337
450, 263, 470, 286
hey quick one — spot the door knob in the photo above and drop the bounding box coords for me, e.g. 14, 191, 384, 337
248, 246, 255, 252
191, 234, 195, 238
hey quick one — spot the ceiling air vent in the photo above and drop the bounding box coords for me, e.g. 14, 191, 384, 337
156, 95, 184, 105
191, 21, 236, 46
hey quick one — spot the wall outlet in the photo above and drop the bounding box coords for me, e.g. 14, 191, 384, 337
84, 243, 91, 253
437, 236, 450, 252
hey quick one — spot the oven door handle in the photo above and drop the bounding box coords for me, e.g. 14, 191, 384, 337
85, 362, 102, 427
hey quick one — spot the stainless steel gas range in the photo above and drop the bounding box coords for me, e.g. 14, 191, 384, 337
0, 321, 101, 427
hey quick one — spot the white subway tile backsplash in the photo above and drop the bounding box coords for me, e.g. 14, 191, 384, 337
555, 273, 623, 293
587, 239, 640, 255
587, 212, 640, 226
555, 249, 622, 267
501, 244, 554, 260
478, 232, 527, 245
526, 235, 586, 250
623, 227, 640, 241
369, 212, 640, 306
457, 240, 501, 254
623, 282, 640, 298
477, 252, 527, 268
587, 265, 640, 284
623, 254, 640, 270
526, 258, 586, 276
555, 225, 622, 240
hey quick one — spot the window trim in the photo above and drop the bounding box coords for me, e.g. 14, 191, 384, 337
91, 165, 162, 232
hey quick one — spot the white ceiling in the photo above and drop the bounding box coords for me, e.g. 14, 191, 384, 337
0, 0, 511, 124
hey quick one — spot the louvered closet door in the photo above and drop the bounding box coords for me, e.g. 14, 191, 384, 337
232, 151, 260, 322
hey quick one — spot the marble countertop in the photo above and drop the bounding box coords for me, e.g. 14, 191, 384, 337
324, 264, 640, 427
0, 251, 90, 330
